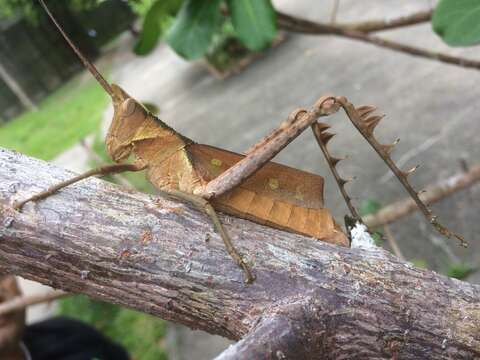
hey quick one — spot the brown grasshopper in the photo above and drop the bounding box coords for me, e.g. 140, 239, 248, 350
15, 0, 465, 283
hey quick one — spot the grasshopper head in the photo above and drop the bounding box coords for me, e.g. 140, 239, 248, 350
36, 1, 147, 164
106, 84, 148, 162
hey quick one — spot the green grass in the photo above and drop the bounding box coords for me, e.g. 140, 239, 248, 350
0, 77, 108, 160
58, 295, 168, 360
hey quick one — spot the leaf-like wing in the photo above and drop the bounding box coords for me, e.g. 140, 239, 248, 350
188, 144, 348, 246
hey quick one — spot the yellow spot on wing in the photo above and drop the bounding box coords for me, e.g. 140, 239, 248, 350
295, 185, 304, 201
268, 178, 279, 190
211, 158, 222, 167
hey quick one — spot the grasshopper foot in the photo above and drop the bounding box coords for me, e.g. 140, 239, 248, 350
13, 191, 53, 212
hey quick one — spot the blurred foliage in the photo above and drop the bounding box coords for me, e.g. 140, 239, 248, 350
371, 232, 383, 247
128, 0, 156, 16
446, 263, 475, 280
58, 295, 168, 360
0, 77, 108, 160
0, 0, 103, 20
205, 23, 250, 72
358, 199, 383, 246
226, 0, 276, 50
134, 0, 277, 59
432, 0, 480, 46
410, 259, 428, 269
165, 0, 223, 59
3, 0, 277, 60
359, 199, 382, 218
133, 0, 181, 55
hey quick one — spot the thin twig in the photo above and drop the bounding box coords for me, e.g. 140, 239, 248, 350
276, 10, 432, 35
383, 225, 405, 261
276, 11, 480, 71
0, 291, 68, 315
341, 30, 480, 70
344, 10, 432, 33
364, 165, 480, 228
330, 0, 340, 24
281, 10, 432, 34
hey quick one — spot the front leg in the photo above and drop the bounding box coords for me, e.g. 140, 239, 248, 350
14, 163, 146, 211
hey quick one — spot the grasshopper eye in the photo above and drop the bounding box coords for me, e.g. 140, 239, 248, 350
121, 98, 137, 117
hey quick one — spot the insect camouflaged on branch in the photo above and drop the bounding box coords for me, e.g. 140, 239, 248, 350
15, 0, 465, 284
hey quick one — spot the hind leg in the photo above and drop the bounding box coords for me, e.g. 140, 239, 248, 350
316, 96, 465, 247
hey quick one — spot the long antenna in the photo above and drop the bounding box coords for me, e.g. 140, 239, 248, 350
38, 0, 114, 97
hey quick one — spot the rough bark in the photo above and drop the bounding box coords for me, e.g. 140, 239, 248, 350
0, 148, 479, 359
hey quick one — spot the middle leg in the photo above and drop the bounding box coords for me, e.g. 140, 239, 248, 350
161, 189, 255, 284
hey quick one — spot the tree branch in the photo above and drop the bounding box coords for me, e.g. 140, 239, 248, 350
336, 10, 432, 33
276, 11, 480, 71
383, 224, 405, 261
1, 148, 479, 359
216, 313, 313, 360
0, 291, 67, 316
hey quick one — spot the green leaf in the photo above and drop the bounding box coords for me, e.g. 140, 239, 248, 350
411, 259, 428, 269
166, 0, 223, 60
432, 0, 480, 46
358, 199, 383, 245
134, 0, 182, 56
447, 263, 475, 280
359, 199, 382, 217
371, 232, 383, 246
226, 0, 277, 50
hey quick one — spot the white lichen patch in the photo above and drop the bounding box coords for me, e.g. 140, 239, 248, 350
350, 222, 376, 249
